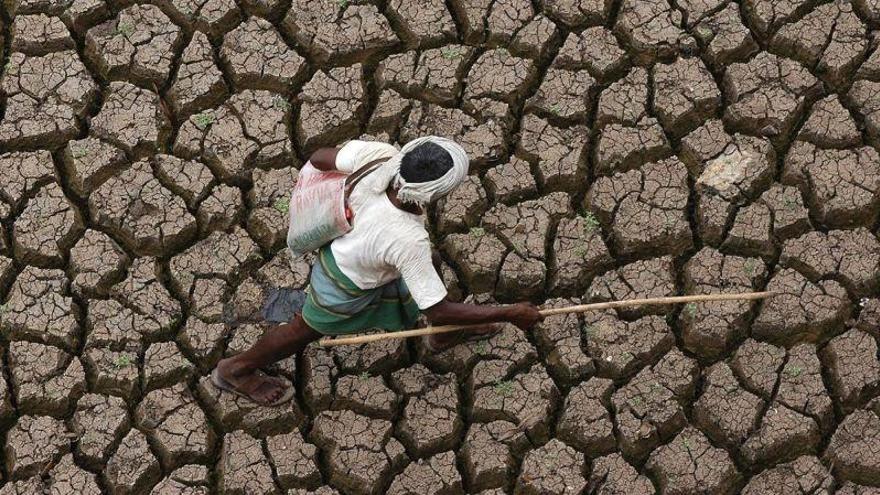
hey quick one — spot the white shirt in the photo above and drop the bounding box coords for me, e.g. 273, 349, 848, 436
329, 140, 448, 310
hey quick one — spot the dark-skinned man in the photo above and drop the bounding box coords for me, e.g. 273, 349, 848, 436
212, 137, 543, 406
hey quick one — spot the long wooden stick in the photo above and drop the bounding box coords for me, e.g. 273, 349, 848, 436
538, 291, 776, 316
317, 291, 776, 347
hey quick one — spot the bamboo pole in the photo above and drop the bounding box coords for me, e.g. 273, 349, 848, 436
317, 291, 776, 347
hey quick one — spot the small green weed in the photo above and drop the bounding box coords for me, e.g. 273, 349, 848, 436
549, 104, 562, 115
782, 195, 798, 210
475, 341, 487, 354
629, 396, 643, 408
273, 95, 291, 111
469, 226, 485, 237
70, 145, 88, 159
581, 211, 599, 234
684, 302, 697, 317
113, 355, 132, 369
116, 21, 135, 38
0, 303, 7, 316
582, 325, 593, 338
440, 46, 462, 60
274, 196, 290, 214
494, 379, 514, 397
695, 26, 712, 40
682, 437, 692, 449
574, 245, 589, 258
784, 365, 803, 378
359, 371, 370, 380
743, 258, 759, 276
80, 431, 100, 444
193, 111, 215, 130
335, 0, 349, 8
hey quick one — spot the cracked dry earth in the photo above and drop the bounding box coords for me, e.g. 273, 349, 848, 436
1, 1, 880, 495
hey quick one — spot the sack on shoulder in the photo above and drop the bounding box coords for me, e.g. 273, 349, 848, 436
285, 158, 386, 257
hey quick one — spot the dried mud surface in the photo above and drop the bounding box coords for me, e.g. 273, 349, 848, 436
0, 0, 880, 494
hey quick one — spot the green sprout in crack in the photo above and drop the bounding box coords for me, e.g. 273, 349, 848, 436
682, 437, 692, 449
335, 0, 349, 9
582, 325, 593, 338
574, 246, 589, 258
784, 365, 803, 378
469, 226, 485, 237
193, 111, 215, 130
359, 371, 370, 380
113, 355, 132, 369
70, 145, 88, 159
629, 396, 643, 408
493, 379, 514, 397
3, 61, 13, 73
116, 21, 135, 38
0, 303, 8, 316
440, 46, 462, 60
684, 302, 697, 317
581, 211, 600, 234
273, 95, 292, 111
782, 194, 799, 210
743, 258, 759, 277
549, 104, 562, 115
695, 25, 714, 40
475, 341, 488, 354
274, 196, 290, 214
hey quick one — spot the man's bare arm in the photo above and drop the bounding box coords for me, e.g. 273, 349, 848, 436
309, 148, 339, 171
422, 299, 543, 331
423, 251, 543, 330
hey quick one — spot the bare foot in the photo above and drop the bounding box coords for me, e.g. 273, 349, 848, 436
212, 358, 293, 406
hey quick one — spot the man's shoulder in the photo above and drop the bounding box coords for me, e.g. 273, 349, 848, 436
343, 140, 398, 160
337, 140, 398, 174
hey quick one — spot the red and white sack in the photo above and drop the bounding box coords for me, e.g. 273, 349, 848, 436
285, 162, 352, 257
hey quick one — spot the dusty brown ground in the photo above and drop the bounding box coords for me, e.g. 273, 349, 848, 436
0, 0, 879, 493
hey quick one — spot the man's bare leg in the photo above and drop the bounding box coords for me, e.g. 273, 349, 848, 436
214, 313, 321, 405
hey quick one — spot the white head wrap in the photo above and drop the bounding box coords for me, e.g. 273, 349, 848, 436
370, 136, 469, 206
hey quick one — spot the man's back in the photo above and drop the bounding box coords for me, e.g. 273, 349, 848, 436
329, 140, 448, 311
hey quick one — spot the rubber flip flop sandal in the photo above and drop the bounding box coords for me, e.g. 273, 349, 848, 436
210, 368, 295, 407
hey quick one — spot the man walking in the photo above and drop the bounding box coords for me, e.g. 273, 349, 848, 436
212, 137, 543, 406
